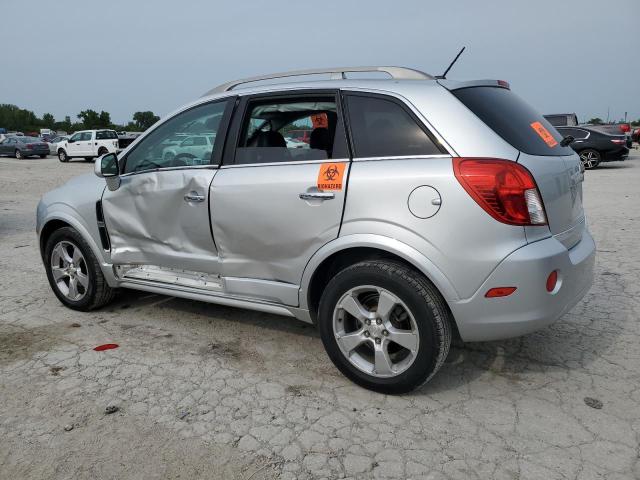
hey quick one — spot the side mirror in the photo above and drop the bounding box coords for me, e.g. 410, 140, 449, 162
95, 152, 119, 177
68, 138, 75, 143
95, 153, 121, 191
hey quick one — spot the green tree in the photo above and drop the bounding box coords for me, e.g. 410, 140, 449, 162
77, 109, 112, 129
587, 117, 603, 125
42, 113, 55, 128
132, 111, 160, 131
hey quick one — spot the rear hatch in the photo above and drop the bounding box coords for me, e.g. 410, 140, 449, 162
449, 83, 585, 249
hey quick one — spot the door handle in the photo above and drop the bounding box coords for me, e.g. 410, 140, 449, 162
299, 192, 335, 201
184, 191, 205, 203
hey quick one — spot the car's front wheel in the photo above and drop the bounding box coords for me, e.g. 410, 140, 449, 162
44, 227, 115, 311
58, 149, 69, 162
579, 149, 601, 169
318, 260, 452, 394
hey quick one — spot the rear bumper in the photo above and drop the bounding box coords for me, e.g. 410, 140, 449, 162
449, 229, 595, 342
603, 147, 629, 161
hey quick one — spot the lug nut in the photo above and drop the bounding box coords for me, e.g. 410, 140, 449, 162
375, 338, 381, 344
365, 319, 371, 326
376, 318, 382, 325
364, 331, 370, 337
383, 330, 389, 336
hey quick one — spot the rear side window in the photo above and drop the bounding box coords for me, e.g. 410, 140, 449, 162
345, 94, 444, 158
452, 86, 573, 156
96, 130, 117, 140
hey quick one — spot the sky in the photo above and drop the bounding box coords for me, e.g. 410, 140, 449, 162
0, 0, 637, 125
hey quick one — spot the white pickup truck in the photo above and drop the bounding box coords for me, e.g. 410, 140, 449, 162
57, 129, 120, 163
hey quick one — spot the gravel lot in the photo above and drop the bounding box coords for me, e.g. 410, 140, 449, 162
1, 151, 639, 479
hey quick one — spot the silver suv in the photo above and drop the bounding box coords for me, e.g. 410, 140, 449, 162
37, 67, 595, 393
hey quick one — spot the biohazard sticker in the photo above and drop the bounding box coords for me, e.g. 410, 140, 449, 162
530, 121, 558, 148
317, 163, 346, 190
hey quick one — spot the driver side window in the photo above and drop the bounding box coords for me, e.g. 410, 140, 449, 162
70, 133, 82, 142
123, 99, 229, 174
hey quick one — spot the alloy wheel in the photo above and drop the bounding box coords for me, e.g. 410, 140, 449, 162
580, 151, 599, 169
50, 241, 89, 301
332, 285, 420, 378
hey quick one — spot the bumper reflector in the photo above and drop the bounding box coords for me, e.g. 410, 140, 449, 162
485, 287, 517, 298
546, 270, 558, 292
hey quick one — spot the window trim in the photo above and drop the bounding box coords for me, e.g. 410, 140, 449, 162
119, 96, 236, 176
342, 90, 448, 159
222, 89, 351, 167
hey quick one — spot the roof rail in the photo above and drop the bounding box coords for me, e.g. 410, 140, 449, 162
203, 66, 433, 96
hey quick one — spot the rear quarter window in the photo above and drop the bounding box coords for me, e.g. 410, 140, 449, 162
452, 86, 574, 156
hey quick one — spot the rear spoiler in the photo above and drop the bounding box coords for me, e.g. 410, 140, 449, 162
437, 79, 510, 91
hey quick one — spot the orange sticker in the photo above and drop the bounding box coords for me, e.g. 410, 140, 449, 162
530, 121, 558, 148
317, 163, 346, 190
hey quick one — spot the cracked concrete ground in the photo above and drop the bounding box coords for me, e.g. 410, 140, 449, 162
1, 151, 639, 479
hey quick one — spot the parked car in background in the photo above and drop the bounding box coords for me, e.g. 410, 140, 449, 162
57, 129, 120, 162
632, 127, 640, 143
37, 66, 595, 393
161, 134, 215, 165
0, 135, 49, 158
47, 135, 69, 154
557, 126, 629, 169
585, 123, 633, 148
544, 113, 578, 127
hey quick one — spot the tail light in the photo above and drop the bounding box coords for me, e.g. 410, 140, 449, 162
26, 143, 34, 148
611, 139, 626, 145
453, 158, 547, 226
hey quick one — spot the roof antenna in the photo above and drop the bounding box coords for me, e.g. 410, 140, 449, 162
435, 46, 466, 79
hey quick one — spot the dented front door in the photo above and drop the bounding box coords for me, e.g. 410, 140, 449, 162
101, 168, 220, 274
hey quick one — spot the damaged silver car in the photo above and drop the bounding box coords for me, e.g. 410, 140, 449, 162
37, 66, 595, 393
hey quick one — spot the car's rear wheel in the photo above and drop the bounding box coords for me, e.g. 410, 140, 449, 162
15, 149, 23, 159
318, 260, 452, 394
44, 227, 115, 311
58, 149, 69, 162
98, 147, 108, 157
579, 149, 601, 169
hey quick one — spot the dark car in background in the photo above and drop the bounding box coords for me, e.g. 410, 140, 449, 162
0, 135, 49, 159
557, 126, 629, 169
544, 113, 578, 127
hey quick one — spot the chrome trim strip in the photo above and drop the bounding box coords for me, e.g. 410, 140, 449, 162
353, 155, 451, 162
221, 158, 349, 169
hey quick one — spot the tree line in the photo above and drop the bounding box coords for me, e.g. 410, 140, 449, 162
0, 104, 160, 134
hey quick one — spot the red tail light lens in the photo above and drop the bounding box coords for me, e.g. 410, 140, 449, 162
453, 158, 547, 226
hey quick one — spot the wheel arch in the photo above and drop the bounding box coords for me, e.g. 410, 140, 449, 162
301, 234, 459, 323
38, 210, 118, 287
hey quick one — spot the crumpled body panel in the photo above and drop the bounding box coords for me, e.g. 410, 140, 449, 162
101, 169, 220, 274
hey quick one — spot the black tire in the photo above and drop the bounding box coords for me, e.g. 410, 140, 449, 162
44, 226, 115, 311
15, 149, 23, 159
84, 157, 93, 162
58, 149, 69, 162
39, 154, 47, 158
318, 260, 452, 394
97, 147, 108, 157
579, 149, 601, 169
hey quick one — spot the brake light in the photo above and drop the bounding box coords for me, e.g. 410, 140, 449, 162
26, 143, 34, 148
453, 158, 547, 226
611, 139, 625, 145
